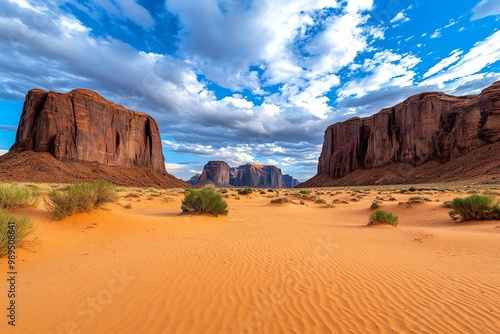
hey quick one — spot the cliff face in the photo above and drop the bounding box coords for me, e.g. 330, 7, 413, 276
197, 161, 230, 186
234, 163, 285, 188
2, 88, 191, 188
318, 82, 500, 179
283, 174, 300, 188
11, 89, 166, 174
194, 161, 293, 188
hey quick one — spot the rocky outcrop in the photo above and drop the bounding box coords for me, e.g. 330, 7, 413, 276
187, 174, 200, 185
11, 89, 166, 173
194, 161, 295, 188
229, 167, 239, 186
197, 161, 230, 186
3, 88, 191, 188
316, 82, 500, 181
283, 174, 300, 188
233, 163, 285, 188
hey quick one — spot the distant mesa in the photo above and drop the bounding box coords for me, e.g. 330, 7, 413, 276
301, 81, 500, 187
187, 174, 201, 185
190, 161, 300, 188
0, 88, 190, 188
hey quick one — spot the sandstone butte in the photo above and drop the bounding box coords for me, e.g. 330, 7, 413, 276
195, 161, 297, 188
301, 81, 500, 187
0, 88, 190, 188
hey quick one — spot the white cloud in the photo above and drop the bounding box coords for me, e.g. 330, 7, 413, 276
472, 0, 500, 20
338, 51, 420, 99
0, 150, 7, 156
430, 28, 441, 38
444, 20, 458, 28
390, 11, 410, 25
423, 49, 463, 79
422, 30, 500, 87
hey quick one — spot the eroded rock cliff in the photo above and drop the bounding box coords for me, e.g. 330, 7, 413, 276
317, 82, 500, 180
11, 89, 166, 173
197, 161, 230, 186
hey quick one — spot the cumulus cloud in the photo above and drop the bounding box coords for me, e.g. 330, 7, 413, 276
471, 0, 500, 20
430, 28, 441, 39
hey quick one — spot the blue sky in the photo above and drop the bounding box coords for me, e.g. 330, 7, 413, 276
0, 0, 499, 181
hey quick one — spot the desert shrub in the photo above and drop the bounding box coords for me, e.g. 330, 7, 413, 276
368, 210, 398, 226
270, 197, 289, 204
370, 200, 380, 209
267, 189, 274, 192
408, 186, 416, 192
314, 198, 327, 205
0, 209, 35, 257
299, 189, 311, 195
123, 203, 133, 209
125, 192, 140, 198
443, 201, 452, 208
0, 184, 38, 209
237, 188, 253, 195
45, 181, 118, 219
181, 187, 228, 216
259, 190, 266, 195
449, 195, 500, 221
219, 189, 228, 194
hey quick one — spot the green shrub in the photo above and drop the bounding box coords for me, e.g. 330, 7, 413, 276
181, 187, 228, 216
314, 198, 327, 205
45, 181, 118, 219
449, 195, 500, 221
0, 184, 38, 209
259, 190, 266, 195
270, 197, 289, 204
408, 186, 416, 192
0, 209, 35, 257
237, 188, 253, 195
299, 189, 311, 195
368, 210, 398, 226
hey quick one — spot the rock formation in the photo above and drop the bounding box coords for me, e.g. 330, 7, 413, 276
229, 167, 239, 186
233, 163, 285, 188
11, 89, 165, 173
197, 161, 230, 186
283, 174, 300, 188
1, 88, 190, 188
187, 174, 201, 185
304, 81, 500, 186
194, 161, 296, 188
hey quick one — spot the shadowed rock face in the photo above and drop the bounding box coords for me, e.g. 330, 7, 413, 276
195, 161, 293, 188
234, 163, 285, 188
11, 89, 166, 174
197, 161, 230, 186
283, 174, 300, 188
187, 174, 201, 185
318, 81, 500, 179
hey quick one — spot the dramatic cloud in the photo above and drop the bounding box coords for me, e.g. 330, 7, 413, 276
0, 0, 499, 181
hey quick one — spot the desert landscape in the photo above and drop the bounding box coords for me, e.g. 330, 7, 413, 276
1, 1, 500, 333
0, 183, 499, 333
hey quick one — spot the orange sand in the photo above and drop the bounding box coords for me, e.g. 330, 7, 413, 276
1, 188, 499, 333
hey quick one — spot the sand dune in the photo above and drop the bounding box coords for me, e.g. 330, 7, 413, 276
1, 187, 499, 333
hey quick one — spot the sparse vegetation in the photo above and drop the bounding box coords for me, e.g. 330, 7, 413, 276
181, 186, 228, 216
45, 181, 118, 219
0, 209, 35, 257
370, 200, 380, 209
448, 194, 500, 221
314, 198, 327, 205
270, 197, 290, 204
299, 189, 311, 195
368, 210, 398, 227
0, 184, 38, 209
237, 188, 253, 195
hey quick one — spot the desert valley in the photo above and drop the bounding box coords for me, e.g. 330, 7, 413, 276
0, 81, 499, 334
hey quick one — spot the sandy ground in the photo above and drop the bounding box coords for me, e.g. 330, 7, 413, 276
1, 186, 499, 333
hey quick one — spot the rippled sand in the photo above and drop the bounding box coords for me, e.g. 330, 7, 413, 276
2, 187, 499, 333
